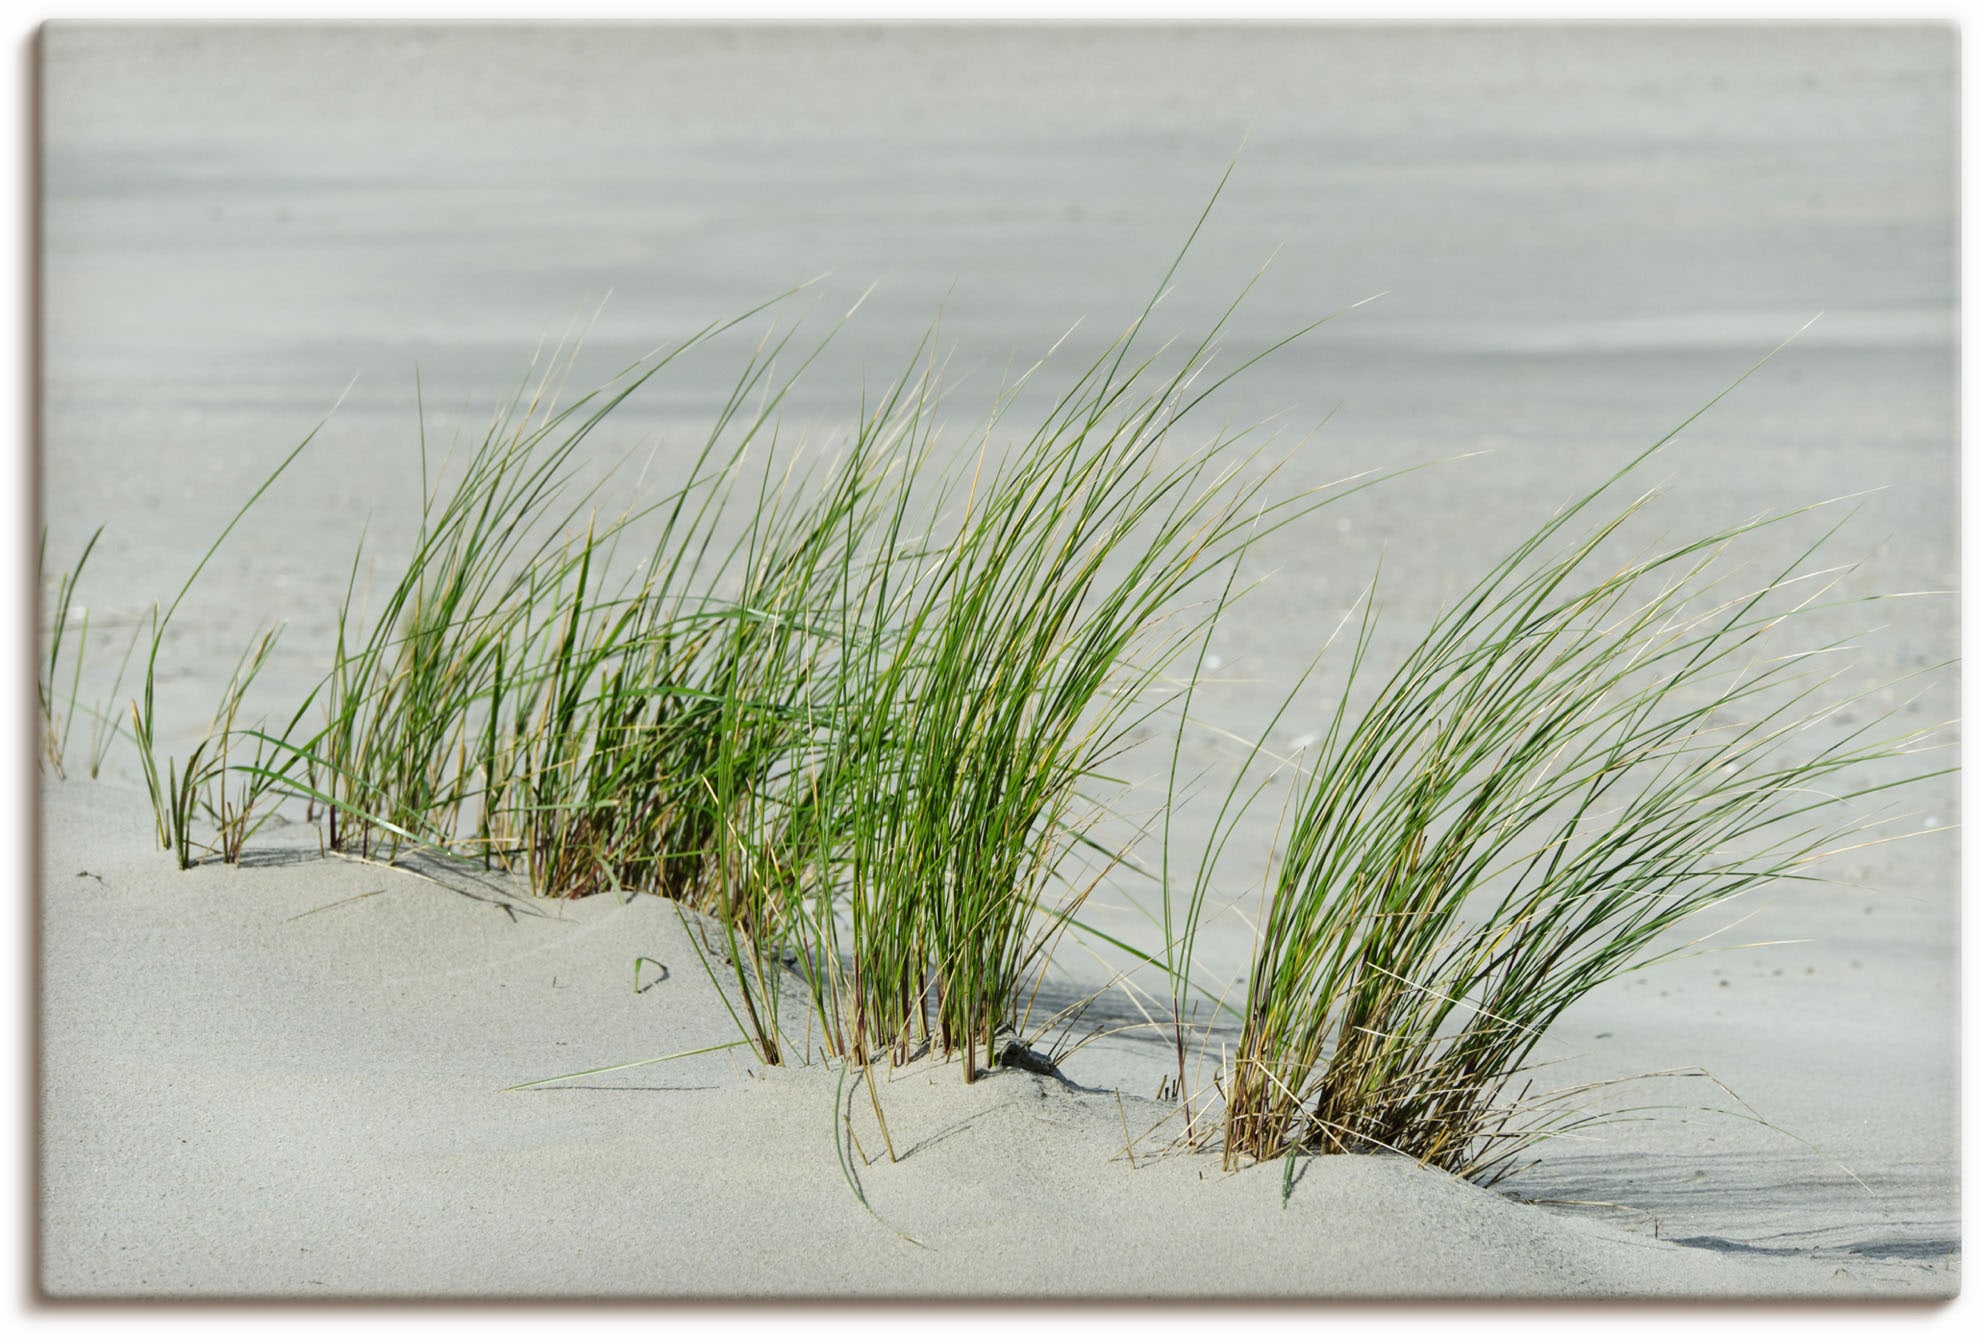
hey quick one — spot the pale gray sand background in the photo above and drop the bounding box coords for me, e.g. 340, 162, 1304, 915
36, 24, 1959, 1297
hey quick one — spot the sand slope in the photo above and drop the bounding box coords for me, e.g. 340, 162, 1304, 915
37, 779, 1954, 1300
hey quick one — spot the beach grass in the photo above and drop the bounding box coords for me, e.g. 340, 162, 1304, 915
127, 254, 1316, 1085
37, 526, 144, 782
50, 219, 1945, 1183
165, 180, 1392, 1087
1203, 382, 1946, 1182
761, 306, 1329, 1080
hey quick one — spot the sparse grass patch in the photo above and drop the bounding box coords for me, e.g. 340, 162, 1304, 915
37, 526, 141, 781
37, 526, 98, 780
128, 417, 327, 867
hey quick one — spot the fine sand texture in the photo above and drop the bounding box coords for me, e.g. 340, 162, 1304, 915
35, 24, 1958, 1300
36, 778, 1956, 1299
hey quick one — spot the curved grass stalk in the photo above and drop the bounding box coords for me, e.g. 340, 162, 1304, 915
129, 400, 341, 864
37, 525, 147, 782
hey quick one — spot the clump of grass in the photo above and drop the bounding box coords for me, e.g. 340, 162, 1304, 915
503, 322, 900, 916
298, 346, 685, 862
775, 342, 1308, 1078
1211, 384, 1945, 1182
692, 187, 1385, 1080
239, 291, 839, 884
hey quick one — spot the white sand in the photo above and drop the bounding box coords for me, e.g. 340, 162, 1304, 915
37, 778, 1954, 1299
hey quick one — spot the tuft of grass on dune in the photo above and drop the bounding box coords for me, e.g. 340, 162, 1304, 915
1200, 374, 1949, 1184
268, 292, 827, 872
774, 343, 1339, 1080
698, 189, 1388, 1081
